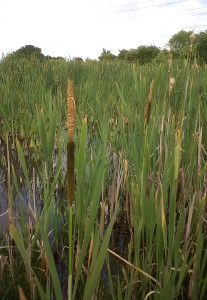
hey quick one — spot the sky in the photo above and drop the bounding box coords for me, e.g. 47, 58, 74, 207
0, 0, 207, 60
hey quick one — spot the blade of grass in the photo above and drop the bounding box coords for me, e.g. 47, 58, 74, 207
10, 224, 46, 300
83, 206, 118, 300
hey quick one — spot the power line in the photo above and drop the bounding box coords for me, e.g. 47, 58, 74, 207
192, 11, 207, 17
98, 6, 207, 24
100, 14, 207, 26
96, 0, 186, 11
105, 4, 207, 16
180, 5, 207, 13
125, 24, 207, 48
146, 24, 207, 37
178, 24, 207, 29
97, 0, 164, 11
93, 0, 207, 47
92, 0, 207, 29
125, 4, 207, 15
98, 0, 189, 15
151, 24, 207, 40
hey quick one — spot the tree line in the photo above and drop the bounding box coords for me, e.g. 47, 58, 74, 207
1, 30, 207, 65
98, 30, 207, 64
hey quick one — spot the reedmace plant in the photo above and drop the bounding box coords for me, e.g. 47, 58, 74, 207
1, 55, 207, 299
67, 79, 76, 300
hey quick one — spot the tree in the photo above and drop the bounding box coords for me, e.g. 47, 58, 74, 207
0, 45, 67, 65
98, 49, 117, 61
152, 49, 169, 64
167, 30, 194, 52
136, 45, 160, 64
125, 45, 160, 64
196, 31, 207, 63
125, 48, 139, 63
85, 58, 98, 64
117, 49, 129, 60
14, 45, 44, 60
74, 57, 83, 62
167, 29, 207, 62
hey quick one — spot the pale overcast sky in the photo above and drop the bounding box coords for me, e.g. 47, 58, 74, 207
0, 0, 207, 60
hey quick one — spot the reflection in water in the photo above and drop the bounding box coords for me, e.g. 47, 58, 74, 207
0, 168, 42, 234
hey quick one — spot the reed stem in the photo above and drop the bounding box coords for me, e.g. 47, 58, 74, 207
67, 79, 76, 300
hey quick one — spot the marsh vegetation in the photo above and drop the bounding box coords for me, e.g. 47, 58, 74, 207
0, 55, 207, 299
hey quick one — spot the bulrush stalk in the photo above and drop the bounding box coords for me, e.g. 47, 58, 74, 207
144, 79, 154, 125
67, 79, 76, 300
67, 79, 76, 206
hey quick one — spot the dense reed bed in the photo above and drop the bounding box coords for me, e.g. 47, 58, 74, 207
0, 56, 207, 299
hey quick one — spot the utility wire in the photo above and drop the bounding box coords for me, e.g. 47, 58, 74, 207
191, 11, 207, 17
153, 24, 207, 38
101, 4, 207, 16
180, 5, 207, 13
146, 24, 207, 37
174, 24, 207, 29
98, 6, 207, 24
98, 0, 189, 15
96, 0, 186, 11
122, 24, 207, 47
93, 0, 207, 48
93, 0, 207, 26
99, 13, 207, 25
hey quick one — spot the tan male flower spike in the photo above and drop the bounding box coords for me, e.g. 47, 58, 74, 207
67, 79, 76, 143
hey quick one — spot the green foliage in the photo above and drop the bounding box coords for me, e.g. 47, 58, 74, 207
98, 29, 206, 65
131, 45, 160, 64
74, 57, 83, 62
167, 30, 194, 52
0, 45, 45, 64
14, 45, 44, 60
0, 45, 66, 68
152, 49, 169, 64
1, 54, 207, 299
196, 31, 207, 63
167, 29, 207, 62
98, 48, 117, 61
10, 225, 46, 300
125, 48, 139, 62
117, 49, 129, 60
85, 58, 98, 64
117, 46, 160, 64
167, 30, 207, 63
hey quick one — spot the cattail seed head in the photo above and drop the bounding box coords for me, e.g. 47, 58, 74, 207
123, 159, 128, 186
190, 32, 196, 44
144, 79, 155, 124
168, 52, 172, 69
169, 76, 176, 92
193, 58, 199, 70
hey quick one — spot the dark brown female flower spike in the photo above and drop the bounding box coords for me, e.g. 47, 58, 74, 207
144, 79, 154, 125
